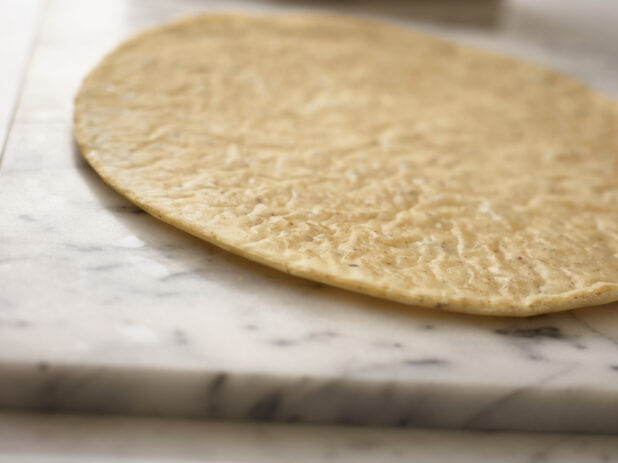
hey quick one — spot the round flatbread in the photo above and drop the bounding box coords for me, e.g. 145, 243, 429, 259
74, 13, 618, 316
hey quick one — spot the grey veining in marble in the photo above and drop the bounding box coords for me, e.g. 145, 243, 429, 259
1, 0, 618, 433
1, 412, 617, 463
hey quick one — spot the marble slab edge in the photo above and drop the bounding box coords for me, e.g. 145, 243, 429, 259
0, 361, 615, 434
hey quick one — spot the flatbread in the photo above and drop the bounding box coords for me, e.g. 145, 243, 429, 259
74, 13, 618, 316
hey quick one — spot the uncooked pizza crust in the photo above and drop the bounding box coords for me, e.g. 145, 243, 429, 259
74, 13, 618, 316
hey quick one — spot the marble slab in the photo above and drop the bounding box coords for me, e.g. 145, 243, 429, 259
0, 0, 42, 154
1, 0, 618, 433
1, 411, 617, 463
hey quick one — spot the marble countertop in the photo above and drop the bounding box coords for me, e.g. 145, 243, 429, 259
1, 411, 617, 463
0, 0, 40, 153
1, 0, 618, 434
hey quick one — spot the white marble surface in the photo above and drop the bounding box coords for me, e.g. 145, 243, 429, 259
1, 412, 617, 463
1, 0, 618, 433
0, 0, 42, 153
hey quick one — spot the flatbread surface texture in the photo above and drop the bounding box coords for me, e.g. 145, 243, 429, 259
74, 14, 618, 316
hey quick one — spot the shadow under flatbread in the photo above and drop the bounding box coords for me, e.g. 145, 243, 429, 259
71, 139, 471, 326
71, 138, 461, 323
72, 136, 618, 335
73, 142, 428, 316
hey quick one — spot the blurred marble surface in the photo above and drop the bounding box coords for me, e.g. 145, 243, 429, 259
0, 0, 42, 154
0, 0, 617, 434
0, 412, 617, 463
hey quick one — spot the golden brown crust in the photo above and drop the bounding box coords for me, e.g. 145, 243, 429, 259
74, 13, 618, 316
